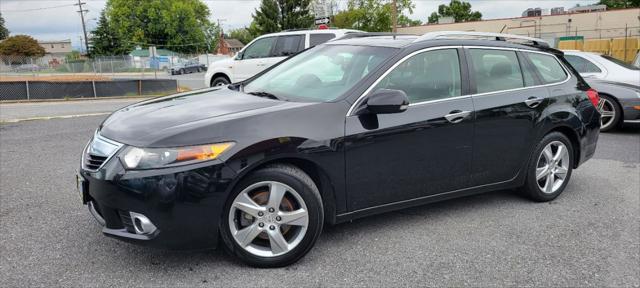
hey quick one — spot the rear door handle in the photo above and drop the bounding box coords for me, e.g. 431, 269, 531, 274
524, 97, 543, 108
444, 110, 471, 123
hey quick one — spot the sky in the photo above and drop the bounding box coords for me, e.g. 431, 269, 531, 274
1, 0, 597, 51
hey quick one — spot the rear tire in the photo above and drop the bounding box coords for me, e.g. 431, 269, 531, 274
521, 132, 574, 202
220, 164, 324, 267
598, 94, 622, 132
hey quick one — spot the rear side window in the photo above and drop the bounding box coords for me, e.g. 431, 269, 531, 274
527, 53, 568, 84
564, 55, 602, 73
373, 49, 462, 103
273, 35, 304, 57
310, 33, 336, 46
469, 49, 524, 93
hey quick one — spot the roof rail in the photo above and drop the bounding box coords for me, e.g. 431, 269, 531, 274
335, 32, 413, 40
413, 31, 549, 48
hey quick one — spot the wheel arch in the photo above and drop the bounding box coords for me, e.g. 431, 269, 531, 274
210, 72, 231, 86
597, 92, 624, 120
540, 124, 582, 169
226, 155, 338, 225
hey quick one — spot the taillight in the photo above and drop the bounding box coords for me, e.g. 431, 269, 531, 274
586, 88, 600, 107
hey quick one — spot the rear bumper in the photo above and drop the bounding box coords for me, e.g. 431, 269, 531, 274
620, 98, 640, 121
79, 159, 237, 250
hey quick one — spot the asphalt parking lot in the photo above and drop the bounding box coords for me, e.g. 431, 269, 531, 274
0, 105, 638, 286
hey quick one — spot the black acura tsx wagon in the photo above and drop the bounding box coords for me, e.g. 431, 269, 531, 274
77, 31, 600, 267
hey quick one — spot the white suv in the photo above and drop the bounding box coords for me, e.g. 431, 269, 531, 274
205, 29, 360, 87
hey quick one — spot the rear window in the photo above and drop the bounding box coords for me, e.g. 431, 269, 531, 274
309, 33, 336, 46
564, 55, 602, 73
601, 55, 640, 70
526, 53, 568, 84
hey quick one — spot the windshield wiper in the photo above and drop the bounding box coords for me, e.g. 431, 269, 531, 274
247, 91, 287, 101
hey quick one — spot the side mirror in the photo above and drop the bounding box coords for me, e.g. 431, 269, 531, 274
362, 89, 409, 115
235, 51, 244, 60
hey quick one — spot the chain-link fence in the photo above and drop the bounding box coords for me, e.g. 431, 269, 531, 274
507, 26, 640, 62
0, 53, 217, 75
0, 53, 230, 101
0, 79, 179, 101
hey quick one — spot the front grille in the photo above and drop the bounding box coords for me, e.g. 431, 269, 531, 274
84, 153, 108, 170
82, 132, 123, 172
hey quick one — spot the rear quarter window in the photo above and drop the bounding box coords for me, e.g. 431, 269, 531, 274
564, 55, 602, 73
309, 33, 336, 47
526, 53, 568, 84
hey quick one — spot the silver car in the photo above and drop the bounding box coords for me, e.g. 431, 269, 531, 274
587, 79, 640, 131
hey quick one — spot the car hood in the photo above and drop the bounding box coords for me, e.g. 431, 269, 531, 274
99, 87, 304, 147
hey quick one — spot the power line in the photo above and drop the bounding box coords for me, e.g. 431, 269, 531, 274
0, 4, 76, 12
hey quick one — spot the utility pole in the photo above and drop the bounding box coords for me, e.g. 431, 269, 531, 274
75, 0, 89, 54
391, 0, 397, 33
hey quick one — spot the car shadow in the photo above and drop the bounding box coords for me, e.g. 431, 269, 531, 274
113, 188, 528, 269
618, 122, 640, 133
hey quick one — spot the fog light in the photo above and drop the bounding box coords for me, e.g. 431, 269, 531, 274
129, 212, 157, 235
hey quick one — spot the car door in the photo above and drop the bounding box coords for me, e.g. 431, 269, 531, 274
344, 47, 474, 211
233, 36, 277, 81
265, 35, 305, 67
466, 47, 551, 186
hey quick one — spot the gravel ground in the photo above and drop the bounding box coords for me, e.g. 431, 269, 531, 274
0, 116, 638, 287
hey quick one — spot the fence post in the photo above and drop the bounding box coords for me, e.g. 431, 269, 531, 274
92, 80, 97, 98
138, 80, 142, 96
110, 59, 114, 75
25, 80, 30, 100
624, 24, 628, 62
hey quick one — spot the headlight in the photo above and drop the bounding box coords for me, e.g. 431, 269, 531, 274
121, 142, 234, 169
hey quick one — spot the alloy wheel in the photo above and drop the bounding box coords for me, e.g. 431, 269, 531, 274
535, 141, 570, 194
228, 181, 309, 257
597, 98, 616, 130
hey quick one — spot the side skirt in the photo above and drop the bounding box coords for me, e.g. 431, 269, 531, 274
334, 179, 521, 224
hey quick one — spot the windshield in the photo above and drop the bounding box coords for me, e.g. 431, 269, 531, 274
243, 45, 397, 102
601, 55, 640, 70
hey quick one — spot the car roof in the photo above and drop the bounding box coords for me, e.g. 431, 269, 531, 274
327, 35, 559, 53
563, 50, 601, 56
256, 29, 361, 38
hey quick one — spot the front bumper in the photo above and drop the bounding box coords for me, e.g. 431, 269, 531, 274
78, 156, 237, 250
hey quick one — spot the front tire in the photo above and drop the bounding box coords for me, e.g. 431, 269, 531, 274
521, 132, 574, 202
220, 164, 324, 267
598, 95, 621, 132
211, 76, 230, 87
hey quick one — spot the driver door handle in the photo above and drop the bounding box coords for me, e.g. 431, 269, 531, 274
444, 110, 471, 124
524, 97, 543, 108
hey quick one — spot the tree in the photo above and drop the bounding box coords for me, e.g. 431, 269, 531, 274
105, 0, 218, 54
253, 0, 281, 34
89, 10, 129, 56
251, 0, 314, 34
427, 0, 481, 24
397, 15, 422, 27
229, 28, 256, 45
333, 0, 416, 32
0, 35, 45, 57
597, 0, 640, 8
0, 12, 9, 40
278, 0, 314, 30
